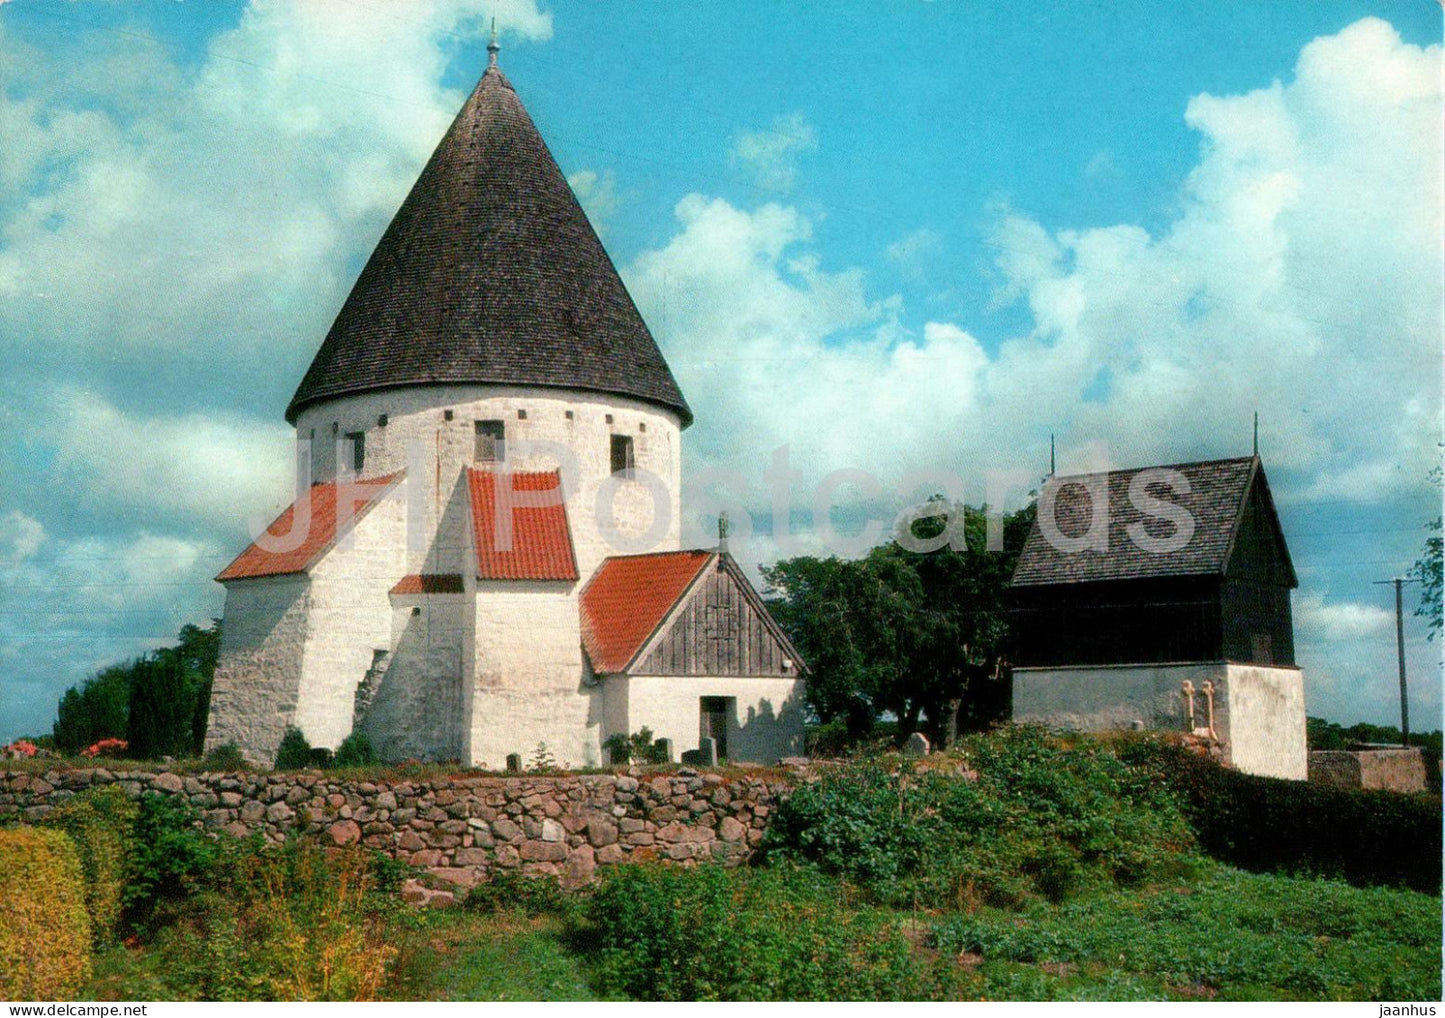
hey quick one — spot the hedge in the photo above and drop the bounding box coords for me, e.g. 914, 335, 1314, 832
40, 785, 138, 944
1124, 739, 1442, 894
0, 827, 93, 1000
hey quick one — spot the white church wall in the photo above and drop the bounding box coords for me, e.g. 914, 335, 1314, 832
293, 384, 682, 580
291, 490, 408, 750
1011, 661, 1308, 780
361, 594, 471, 762
469, 580, 602, 770
618, 676, 807, 765
1219, 664, 1307, 780
204, 575, 310, 765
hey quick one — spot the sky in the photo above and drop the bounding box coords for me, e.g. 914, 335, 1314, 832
0, 0, 1440, 742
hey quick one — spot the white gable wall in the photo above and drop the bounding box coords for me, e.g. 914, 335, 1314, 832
290, 490, 407, 750
204, 575, 310, 765
611, 676, 807, 764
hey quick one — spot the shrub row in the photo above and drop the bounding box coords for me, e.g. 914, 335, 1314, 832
1120, 739, 1443, 894
582, 863, 964, 1000
762, 726, 1196, 907
0, 827, 92, 1000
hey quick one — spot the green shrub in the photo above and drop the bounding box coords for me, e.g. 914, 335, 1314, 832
203, 742, 247, 771
151, 841, 397, 1001
0, 827, 93, 999
763, 727, 1195, 906
274, 727, 313, 770
332, 732, 377, 769
603, 727, 669, 766
1120, 737, 1443, 893
40, 785, 137, 943
122, 793, 222, 930
581, 863, 962, 1000
465, 870, 574, 917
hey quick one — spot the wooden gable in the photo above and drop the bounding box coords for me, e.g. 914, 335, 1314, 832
632, 556, 802, 677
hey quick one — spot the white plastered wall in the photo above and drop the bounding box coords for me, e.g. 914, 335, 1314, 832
610, 676, 807, 765
361, 591, 473, 762
1012, 661, 1307, 780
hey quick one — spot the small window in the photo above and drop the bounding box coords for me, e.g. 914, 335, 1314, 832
1251, 634, 1272, 664
345, 431, 365, 474
639, 422, 647, 433
377, 413, 388, 427
444, 409, 454, 422
475, 420, 505, 462
605, 414, 614, 425
565, 410, 574, 421
517, 409, 527, 420
610, 434, 635, 477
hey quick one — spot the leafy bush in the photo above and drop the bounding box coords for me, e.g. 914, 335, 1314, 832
465, 870, 576, 917
0, 827, 93, 999
40, 785, 137, 943
1120, 737, 1443, 893
122, 793, 224, 930
763, 727, 1195, 906
602, 727, 668, 765
333, 732, 377, 769
203, 742, 247, 771
581, 863, 962, 1000
150, 840, 398, 1001
274, 727, 314, 770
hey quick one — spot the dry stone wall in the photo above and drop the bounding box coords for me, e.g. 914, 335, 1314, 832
0, 768, 788, 892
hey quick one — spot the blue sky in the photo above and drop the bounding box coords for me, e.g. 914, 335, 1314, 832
0, 0, 1440, 742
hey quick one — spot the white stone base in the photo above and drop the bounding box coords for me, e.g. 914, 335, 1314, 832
1012, 661, 1307, 780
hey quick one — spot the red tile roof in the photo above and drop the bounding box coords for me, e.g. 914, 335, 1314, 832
467, 469, 579, 581
216, 473, 403, 582
390, 574, 465, 595
580, 551, 714, 674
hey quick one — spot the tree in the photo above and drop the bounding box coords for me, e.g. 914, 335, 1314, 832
763, 500, 1035, 748
1409, 467, 1442, 639
52, 665, 131, 754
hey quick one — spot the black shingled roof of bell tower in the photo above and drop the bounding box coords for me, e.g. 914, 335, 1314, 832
285, 65, 692, 427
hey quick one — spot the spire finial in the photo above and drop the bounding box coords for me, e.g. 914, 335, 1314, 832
718, 512, 730, 554
1253, 411, 1259, 457
487, 16, 500, 69
1049, 433, 1056, 477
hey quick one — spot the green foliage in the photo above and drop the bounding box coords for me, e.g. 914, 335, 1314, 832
601, 727, 668, 765
763, 727, 1195, 907
53, 620, 220, 759
53, 665, 131, 755
466, 871, 575, 918
762, 502, 1033, 746
148, 840, 398, 1001
203, 742, 248, 771
1410, 465, 1441, 639
1121, 737, 1443, 893
122, 793, 223, 930
274, 727, 315, 770
931, 866, 1442, 1000
333, 732, 377, 769
40, 786, 138, 944
529, 742, 556, 773
581, 863, 963, 1001
0, 826, 93, 999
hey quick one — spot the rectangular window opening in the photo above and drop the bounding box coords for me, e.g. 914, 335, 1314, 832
345, 431, 365, 474
475, 420, 505, 462
610, 434, 635, 477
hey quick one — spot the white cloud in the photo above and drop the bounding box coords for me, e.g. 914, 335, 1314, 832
886, 228, 943, 283
0, 510, 44, 563
729, 113, 816, 192
50, 388, 295, 529
1295, 594, 1394, 641
568, 169, 621, 235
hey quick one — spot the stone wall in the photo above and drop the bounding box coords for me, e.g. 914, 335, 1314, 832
0, 768, 788, 893
1308, 748, 1429, 794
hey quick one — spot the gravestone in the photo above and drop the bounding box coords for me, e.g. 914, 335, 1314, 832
682, 738, 718, 768
903, 732, 930, 757
654, 738, 674, 764
505, 753, 522, 774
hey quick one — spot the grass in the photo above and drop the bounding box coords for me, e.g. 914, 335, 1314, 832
931, 862, 1442, 1001
383, 910, 601, 1001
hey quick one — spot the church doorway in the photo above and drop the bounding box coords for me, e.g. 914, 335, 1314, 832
699, 696, 733, 760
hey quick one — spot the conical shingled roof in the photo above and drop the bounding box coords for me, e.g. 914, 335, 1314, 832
286, 63, 691, 426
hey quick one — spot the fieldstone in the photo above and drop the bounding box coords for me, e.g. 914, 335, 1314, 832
266, 801, 293, 823
220, 792, 243, 807
152, 773, 184, 794
454, 848, 490, 866
586, 817, 618, 847
562, 845, 595, 889
326, 819, 362, 846
375, 790, 397, 810
596, 843, 626, 865
397, 830, 426, 852
492, 818, 522, 842
428, 867, 479, 889
222, 822, 250, 838
904, 732, 931, 758
520, 840, 568, 862
410, 849, 442, 867
240, 801, 266, 823
718, 816, 747, 843
495, 845, 521, 868
540, 818, 564, 843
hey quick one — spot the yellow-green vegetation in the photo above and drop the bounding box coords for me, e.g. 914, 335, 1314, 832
0, 827, 93, 1000
40, 786, 138, 943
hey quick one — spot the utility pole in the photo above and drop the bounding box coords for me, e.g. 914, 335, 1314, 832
1374, 576, 1419, 746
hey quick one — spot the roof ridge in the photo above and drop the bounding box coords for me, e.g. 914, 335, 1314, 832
1048, 454, 1258, 483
